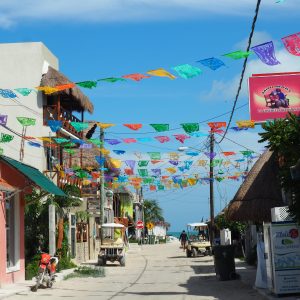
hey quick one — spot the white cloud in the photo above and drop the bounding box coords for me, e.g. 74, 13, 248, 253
0, 0, 299, 28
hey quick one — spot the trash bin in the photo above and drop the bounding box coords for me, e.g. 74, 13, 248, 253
213, 245, 236, 281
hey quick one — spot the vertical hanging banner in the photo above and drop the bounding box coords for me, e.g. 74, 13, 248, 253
248, 72, 300, 122
282, 32, 300, 57
251, 41, 280, 66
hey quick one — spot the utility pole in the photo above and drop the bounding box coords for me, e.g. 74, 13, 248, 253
209, 132, 215, 246
99, 128, 105, 242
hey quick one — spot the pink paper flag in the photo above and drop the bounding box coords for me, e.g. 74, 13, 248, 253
174, 134, 190, 144
123, 138, 137, 144
122, 73, 150, 81
155, 136, 170, 143
282, 32, 300, 56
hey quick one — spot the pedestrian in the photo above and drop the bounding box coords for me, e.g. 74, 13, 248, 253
179, 230, 188, 251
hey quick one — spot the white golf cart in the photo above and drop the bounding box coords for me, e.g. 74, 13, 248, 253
98, 223, 127, 266
186, 222, 212, 257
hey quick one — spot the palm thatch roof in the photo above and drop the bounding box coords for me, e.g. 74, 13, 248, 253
63, 122, 119, 176
226, 150, 283, 223
40, 66, 94, 113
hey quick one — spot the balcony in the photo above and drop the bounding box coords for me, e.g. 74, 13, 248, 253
44, 170, 83, 194
43, 105, 83, 139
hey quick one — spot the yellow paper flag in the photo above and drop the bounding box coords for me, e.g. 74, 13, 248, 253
147, 68, 176, 80
37, 137, 51, 142
97, 122, 115, 129
197, 160, 207, 167
169, 152, 179, 160
188, 178, 197, 186
236, 120, 255, 128
166, 167, 176, 174
36, 86, 59, 95
110, 158, 122, 169
99, 148, 110, 155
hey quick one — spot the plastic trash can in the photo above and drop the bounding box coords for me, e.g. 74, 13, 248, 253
213, 245, 236, 281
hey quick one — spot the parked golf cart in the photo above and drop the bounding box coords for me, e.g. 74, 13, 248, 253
98, 223, 127, 266
186, 222, 212, 257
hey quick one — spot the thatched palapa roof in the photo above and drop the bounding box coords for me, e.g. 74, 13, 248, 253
40, 66, 94, 113
226, 150, 283, 223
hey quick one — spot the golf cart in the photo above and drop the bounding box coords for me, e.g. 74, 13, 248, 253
186, 222, 212, 257
98, 223, 127, 266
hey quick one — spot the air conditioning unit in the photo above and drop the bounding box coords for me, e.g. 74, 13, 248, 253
271, 206, 293, 222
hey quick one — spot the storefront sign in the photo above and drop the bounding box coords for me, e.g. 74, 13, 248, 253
248, 72, 300, 122
271, 222, 300, 294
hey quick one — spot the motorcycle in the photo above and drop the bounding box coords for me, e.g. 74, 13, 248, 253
31, 253, 59, 292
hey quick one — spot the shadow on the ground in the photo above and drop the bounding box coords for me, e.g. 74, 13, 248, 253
120, 258, 262, 300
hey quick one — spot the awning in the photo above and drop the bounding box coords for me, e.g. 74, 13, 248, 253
0, 156, 66, 196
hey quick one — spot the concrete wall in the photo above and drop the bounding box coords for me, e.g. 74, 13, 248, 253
0, 42, 58, 172
75, 242, 89, 264
0, 162, 26, 287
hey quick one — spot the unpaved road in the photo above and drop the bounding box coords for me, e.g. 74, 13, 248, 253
9, 242, 266, 300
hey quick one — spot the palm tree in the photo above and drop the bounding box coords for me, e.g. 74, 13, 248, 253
143, 199, 164, 224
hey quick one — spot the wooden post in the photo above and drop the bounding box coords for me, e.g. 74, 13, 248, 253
209, 132, 215, 246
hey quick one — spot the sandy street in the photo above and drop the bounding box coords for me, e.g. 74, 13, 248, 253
9, 242, 266, 300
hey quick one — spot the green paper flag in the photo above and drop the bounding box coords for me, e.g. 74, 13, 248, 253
98, 77, 126, 83
0, 148, 3, 155
76, 170, 89, 178
215, 177, 225, 182
240, 150, 254, 157
150, 124, 169, 132
173, 64, 202, 79
17, 117, 36, 126
70, 122, 89, 132
54, 138, 69, 144
211, 159, 223, 167
65, 149, 75, 155
138, 160, 149, 167
0, 133, 14, 143
181, 123, 199, 134
89, 139, 102, 146
223, 50, 252, 60
143, 177, 154, 184
147, 152, 161, 160
138, 169, 148, 177
64, 142, 76, 148
158, 185, 165, 191
14, 88, 33, 96
76, 81, 97, 89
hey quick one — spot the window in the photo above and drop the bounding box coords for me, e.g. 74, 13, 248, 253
5, 193, 20, 271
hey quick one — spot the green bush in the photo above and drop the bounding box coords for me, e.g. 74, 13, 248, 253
64, 266, 105, 280
57, 256, 77, 272
25, 254, 40, 280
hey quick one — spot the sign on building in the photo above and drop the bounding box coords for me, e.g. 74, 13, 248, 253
248, 72, 300, 123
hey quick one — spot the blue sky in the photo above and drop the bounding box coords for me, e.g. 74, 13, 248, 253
1, 0, 300, 231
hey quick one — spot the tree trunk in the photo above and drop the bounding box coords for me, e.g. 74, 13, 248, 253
57, 218, 64, 250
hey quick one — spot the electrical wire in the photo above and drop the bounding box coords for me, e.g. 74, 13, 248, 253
218, 0, 262, 144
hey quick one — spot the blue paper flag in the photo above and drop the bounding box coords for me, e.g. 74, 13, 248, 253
113, 150, 126, 155
70, 139, 84, 145
95, 156, 106, 165
197, 57, 225, 70
48, 120, 62, 132
28, 141, 42, 148
0, 89, 18, 98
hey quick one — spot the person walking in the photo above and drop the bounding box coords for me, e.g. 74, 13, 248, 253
179, 230, 188, 251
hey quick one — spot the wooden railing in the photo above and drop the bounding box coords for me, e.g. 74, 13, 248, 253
43, 170, 83, 194
43, 105, 83, 139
